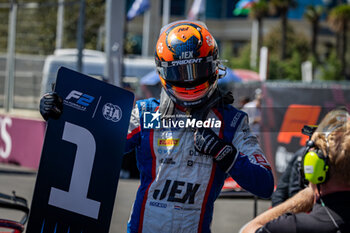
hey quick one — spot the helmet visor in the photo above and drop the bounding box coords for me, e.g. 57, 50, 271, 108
156, 56, 216, 83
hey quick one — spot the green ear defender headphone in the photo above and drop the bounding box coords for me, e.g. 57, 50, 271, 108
303, 138, 341, 233
303, 140, 329, 184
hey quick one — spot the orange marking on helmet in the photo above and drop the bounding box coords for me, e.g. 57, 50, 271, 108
172, 82, 210, 101
160, 76, 209, 101
159, 76, 167, 86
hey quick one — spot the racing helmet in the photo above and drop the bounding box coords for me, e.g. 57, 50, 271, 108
155, 20, 219, 108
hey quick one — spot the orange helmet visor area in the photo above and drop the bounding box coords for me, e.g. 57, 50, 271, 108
160, 77, 211, 102
172, 82, 210, 101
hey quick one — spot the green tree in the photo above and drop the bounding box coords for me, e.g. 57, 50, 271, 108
226, 43, 252, 70
318, 49, 342, 81
63, 0, 105, 50
328, 4, 350, 78
269, 0, 297, 60
0, 7, 9, 53
34, 1, 58, 54
268, 51, 303, 80
0, 0, 58, 54
263, 24, 309, 80
264, 24, 309, 60
8, 0, 106, 55
304, 5, 323, 61
249, 0, 269, 51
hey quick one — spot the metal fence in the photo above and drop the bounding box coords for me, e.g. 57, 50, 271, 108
0, 54, 45, 110
0, 2, 60, 55
0, 1, 82, 111
0, 2, 55, 111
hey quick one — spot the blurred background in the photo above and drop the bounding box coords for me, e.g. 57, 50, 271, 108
1, 0, 350, 111
1, 0, 349, 176
0, 0, 350, 232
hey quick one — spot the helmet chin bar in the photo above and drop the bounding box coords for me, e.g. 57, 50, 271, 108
165, 80, 218, 109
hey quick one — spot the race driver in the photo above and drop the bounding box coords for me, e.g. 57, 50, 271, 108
40, 20, 274, 233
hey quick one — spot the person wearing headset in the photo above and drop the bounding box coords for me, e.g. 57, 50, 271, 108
241, 108, 350, 233
40, 20, 274, 233
270, 124, 318, 207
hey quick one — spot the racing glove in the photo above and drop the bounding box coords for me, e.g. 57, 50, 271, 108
39, 92, 63, 121
194, 128, 237, 173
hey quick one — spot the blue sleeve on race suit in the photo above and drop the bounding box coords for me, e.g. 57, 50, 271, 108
229, 115, 274, 199
124, 98, 159, 154
124, 105, 141, 154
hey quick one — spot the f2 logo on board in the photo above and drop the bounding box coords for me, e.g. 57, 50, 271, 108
64, 90, 95, 111
153, 180, 200, 204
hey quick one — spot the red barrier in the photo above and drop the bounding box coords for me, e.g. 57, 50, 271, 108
0, 114, 45, 169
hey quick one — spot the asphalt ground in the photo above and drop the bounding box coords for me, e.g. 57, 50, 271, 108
0, 164, 271, 233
